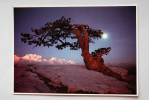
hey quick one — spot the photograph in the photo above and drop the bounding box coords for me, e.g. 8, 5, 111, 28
14, 6, 137, 95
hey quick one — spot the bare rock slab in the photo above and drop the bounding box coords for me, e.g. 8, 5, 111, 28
34, 65, 132, 94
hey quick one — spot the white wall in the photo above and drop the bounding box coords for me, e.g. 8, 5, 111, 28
0, 0, 149, 100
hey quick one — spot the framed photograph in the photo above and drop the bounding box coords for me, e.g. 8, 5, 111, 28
14, 6, 137, 96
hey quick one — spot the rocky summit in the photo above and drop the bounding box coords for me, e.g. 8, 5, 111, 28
14, 64, 136, 94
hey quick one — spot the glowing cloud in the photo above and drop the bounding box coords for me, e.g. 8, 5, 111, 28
14, 55, 20, 63
14, 54, 75, 65
67, 60, 76, 65
57, 59, 76, 65
22, 54, 42, 63
57, 59, 67, 64
48, 57, 57, 64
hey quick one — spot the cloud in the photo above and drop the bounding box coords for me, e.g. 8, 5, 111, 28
57, 59, 76, 65
48, 57, 57, 64
67, 60, 76, 65
57, 59, 67, 64
14, 54, 75, 65
22, 54, 42, 63
14, 55, 20, 63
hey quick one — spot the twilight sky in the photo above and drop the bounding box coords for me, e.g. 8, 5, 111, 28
14, 6, 136, 65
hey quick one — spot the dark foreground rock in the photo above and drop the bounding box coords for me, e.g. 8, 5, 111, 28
14, 64, 136, 94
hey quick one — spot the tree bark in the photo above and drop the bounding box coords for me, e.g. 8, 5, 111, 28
70, 25, 123, 81
69, 29, 84, 53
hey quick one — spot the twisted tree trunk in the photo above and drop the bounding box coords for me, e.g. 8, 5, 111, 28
70, 25, 123, 81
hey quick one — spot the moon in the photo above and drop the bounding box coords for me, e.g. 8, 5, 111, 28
102, 33, 108, 39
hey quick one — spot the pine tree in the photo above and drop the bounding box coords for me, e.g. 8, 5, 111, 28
21, 16, 123, 81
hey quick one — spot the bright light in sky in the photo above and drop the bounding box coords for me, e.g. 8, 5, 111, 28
14, 7, 136, 65
102, 33, 108, 39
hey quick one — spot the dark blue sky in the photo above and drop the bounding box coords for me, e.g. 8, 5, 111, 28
14, 6, 136, 65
